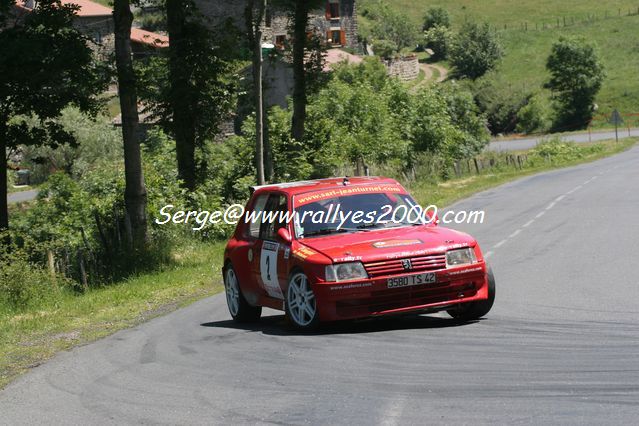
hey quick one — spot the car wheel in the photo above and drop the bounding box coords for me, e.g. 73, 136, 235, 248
448, 266, 496, 321
224, 265, 262, 322
285, 271, 319, 330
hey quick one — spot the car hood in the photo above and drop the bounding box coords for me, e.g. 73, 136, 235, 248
298, 225, 476, 263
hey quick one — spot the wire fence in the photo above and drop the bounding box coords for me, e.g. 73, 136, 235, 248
474, 7, 639, 32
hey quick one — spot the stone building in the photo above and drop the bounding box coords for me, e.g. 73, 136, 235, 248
194, 0, 359, 50
15, 0, 168, 58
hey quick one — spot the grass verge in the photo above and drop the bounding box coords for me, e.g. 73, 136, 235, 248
1, 138, 635, 389
407, 138, 636, 206
0, 241, 225, 389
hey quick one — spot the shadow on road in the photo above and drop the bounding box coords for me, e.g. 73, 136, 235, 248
201, 313, 477, 336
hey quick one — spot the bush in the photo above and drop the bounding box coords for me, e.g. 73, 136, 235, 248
516, 96, 550, 134
0, 245, 61, 312
450, 22, 504, 80
423, 7, 451, 31
472, 74, 531, 134
367, 0, 418, 51
373, 39, 399, 59
423, 25, 453, 60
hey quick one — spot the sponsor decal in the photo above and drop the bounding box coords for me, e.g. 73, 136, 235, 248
293, 246, 317, 260
295, 185, 405, 206
260, 241, 283, 299
284, 247, 290, 260
373, 239, 423, 249
329, 282, 373, 291
248, 248, 253, 262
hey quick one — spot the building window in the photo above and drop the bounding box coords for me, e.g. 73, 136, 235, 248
327, 1, 340, 19
329, 29, 343, 46
275, 34, 287, 48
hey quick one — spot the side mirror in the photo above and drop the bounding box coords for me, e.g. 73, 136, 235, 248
425, 211, 439, 226
277, 227, 292, 243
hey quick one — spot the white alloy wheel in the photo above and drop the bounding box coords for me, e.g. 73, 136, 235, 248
225, 268, 240, 317
287, 272, 317, 327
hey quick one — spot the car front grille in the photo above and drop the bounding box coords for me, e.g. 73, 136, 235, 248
335, 281, 478, 317
363, 253, 447, 277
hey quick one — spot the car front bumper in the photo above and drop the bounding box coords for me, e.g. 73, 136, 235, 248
313, 263, 489, 321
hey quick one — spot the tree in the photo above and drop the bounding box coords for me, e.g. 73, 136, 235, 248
545, 36, 605, 130
0, 0, 108, 234
422, 6, 450, 31
450, 22, 503, 80
245, 0, 267, 185
113, 0, 147, 246
423, 25, 453, 60
157, 0, 236, 190
369, 1, 417, 51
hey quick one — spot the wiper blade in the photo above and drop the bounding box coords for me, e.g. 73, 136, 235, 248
303, 228, 353, 237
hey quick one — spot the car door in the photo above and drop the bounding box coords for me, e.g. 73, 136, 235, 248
255, 193, 290, 301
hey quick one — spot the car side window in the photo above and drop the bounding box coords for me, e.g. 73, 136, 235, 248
248, 194, 269, 239
260, 194, 288, 241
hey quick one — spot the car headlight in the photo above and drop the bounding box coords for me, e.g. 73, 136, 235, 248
325, 262, 368, 282
446, 247, 477, 268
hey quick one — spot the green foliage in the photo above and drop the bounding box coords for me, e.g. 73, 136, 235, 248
472, 74, 532, 134
0, 246, 61, 312
422, 6, 451, 31
332, 57, 390, 91
19, 108, 123, 184
545, 36, 605, 130
373, 39, 399, 59
0, 0, 110, 146
366, 0, 418, 51
530, 138, 604, 161
136, 15, 240, 186
422, 25, 453, 60
450, 22, 504, 80
516, 95, 550, 134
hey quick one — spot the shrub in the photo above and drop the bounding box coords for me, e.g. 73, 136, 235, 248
450, 22, 504, 80
423, 7, 451, 31
0, 245, 61, 312
423, 25, 453, 60
516, 96, 550, 134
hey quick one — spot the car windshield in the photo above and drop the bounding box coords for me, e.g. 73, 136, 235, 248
293, 191, 425, 239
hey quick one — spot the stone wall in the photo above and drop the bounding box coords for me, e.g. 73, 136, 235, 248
73, 16, 115, 60
194, 0, 359, 50
385, 55, 420, 81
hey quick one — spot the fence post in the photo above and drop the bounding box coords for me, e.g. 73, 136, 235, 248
78, 249, 88, 291
47, 249, 56, 282
473, 158, 480, 174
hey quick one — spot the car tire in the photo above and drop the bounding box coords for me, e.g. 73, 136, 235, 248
447, 266, 496, 321
224, 264, 262, 323
285, 271, 320, 330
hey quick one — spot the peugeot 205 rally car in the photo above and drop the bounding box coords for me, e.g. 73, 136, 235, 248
223, 177, 495, 330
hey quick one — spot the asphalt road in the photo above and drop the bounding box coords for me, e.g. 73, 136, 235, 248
1, 146, 639, 425
488, 127, 639, 151
6, 189, 38, 204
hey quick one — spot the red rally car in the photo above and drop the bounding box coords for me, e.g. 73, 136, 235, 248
223, 177, 495, 330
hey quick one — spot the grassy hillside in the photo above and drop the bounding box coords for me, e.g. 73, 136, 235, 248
361, 0, 639, 127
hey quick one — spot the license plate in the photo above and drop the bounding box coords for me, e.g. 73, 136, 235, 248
387, 272, 436, 288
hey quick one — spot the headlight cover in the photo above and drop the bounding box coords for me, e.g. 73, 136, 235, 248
446, 247, 477, 268
325, 262, 368, 282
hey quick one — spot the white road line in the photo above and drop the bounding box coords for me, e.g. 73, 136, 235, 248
555, 195, 565, 202
535, 211, 546, 219
509, 229, 522, 238
484, 251, 493, 259
494, 239, 507, 249
523, 219, 534, 228
545, 202, 556, 210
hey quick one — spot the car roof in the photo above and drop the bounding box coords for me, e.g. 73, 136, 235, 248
250, 176, 401, 197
